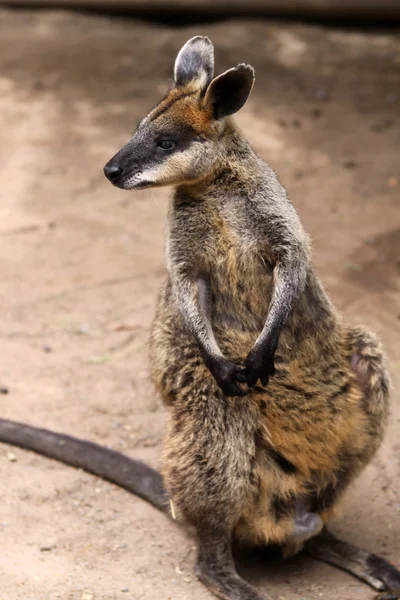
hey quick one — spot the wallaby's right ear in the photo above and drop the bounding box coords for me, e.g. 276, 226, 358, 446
174, 36, 214, 91
204, 64, 255, 120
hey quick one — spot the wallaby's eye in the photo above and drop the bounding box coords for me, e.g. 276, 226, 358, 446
157, 140, 176, 151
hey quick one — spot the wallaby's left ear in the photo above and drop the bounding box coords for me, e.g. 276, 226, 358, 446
204, 64, 255, 120
174, 36, 214, 91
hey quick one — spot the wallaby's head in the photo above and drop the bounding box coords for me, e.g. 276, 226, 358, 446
104, 36, 255, 190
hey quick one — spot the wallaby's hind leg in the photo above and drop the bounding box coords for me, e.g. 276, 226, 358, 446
302, 330, 397, 595
305, 531, 400, 596
196, 529, 270, 600
163, 388, 267, 600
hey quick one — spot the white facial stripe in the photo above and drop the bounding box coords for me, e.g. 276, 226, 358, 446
123, 165, 163, 189
121, 143, 204, 190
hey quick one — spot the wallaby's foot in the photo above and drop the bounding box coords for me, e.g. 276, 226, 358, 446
196, 563, 269, 600
196, 536, 271, 600
306, 531, 400, 597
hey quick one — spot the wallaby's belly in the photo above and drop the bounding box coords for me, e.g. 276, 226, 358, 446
150, 274, 373, 461
151, 277, 380, 549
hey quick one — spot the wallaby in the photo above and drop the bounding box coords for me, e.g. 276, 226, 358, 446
0, 36, 398, 600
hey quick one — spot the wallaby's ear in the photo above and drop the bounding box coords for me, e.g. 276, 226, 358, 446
204, 64, 255, 120
174, 36, 214, 90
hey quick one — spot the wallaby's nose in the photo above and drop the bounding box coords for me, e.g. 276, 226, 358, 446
104, 163, 124, 183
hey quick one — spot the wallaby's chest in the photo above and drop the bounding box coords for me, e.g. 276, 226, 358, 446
173, 199, 273, 324
204, 203, 270, 286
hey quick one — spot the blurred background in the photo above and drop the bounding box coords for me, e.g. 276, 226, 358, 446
0, 2, 399, 599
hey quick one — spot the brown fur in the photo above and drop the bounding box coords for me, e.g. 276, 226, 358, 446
150, 276, 389, 540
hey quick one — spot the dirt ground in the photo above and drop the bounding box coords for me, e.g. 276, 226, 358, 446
0, 8, 399, 600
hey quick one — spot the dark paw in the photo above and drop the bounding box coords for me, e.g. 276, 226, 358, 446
209, 357, 248, 397
244, 345, 276, 388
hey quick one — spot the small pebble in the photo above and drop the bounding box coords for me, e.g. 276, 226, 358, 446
343, 160, 358, 170
121, 589, 129, 593
112, 542, 128, 551
43, 345, 53, 353
7, 452, 17, 462
40, 545, 56, 552
0, 386, 9, 394
81, 592, 94, 600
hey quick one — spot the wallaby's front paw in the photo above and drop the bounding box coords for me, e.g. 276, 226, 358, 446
209, 357, 248, 397
244, 345, 276, 388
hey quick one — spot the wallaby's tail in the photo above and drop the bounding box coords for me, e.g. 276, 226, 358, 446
347, 326, 390, 419
0, 418, 169, 513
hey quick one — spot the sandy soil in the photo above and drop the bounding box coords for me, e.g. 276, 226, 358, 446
0, 8, 399, 600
